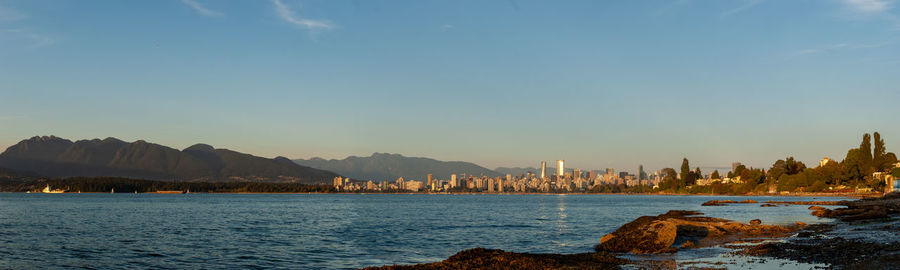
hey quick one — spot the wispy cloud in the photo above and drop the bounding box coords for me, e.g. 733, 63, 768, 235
0, 4, 28, 21
272, 0, 334, 32
441, 24, 453, 32
182, 0, 224, 17
0, 5, 53, 49
793, 41, 892, 55
721, 0, 765, 17
840, 0, 892, 13
1, 29, 54, 48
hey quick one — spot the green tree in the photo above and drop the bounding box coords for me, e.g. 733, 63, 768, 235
873, 132, 898, 172
733, 164, 747, 178
710, 170, 720, 180
861, 133, 873, 169
814, 160, 842, 186
680, 158, 692, 189
768, 159, 787, 181
785, 157, 806, 175
660, 168, 678, 191
842, 148, 866, 184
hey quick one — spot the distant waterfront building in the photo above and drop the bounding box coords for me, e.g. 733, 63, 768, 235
540, 161, 547, 179
450, 174, 457, 188
557, 160, 565, 176
819, 157, 833, 167
427, 174, 434, 189
405, 181, 424, 191
333, 177, 344, 190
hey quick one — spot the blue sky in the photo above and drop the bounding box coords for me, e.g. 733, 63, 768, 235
0, 0, 898, 172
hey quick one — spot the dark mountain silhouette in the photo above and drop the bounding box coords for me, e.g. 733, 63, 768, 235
293, 153, 501, 181
0, 136, 339, 184
0, 167, 43, 182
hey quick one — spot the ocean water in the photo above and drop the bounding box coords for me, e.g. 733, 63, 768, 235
0, 193, 844, 269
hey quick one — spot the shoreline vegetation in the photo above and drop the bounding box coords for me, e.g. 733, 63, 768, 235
366, 193, 900, 270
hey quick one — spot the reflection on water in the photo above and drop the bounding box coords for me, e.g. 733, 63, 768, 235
557, 194, 567, 232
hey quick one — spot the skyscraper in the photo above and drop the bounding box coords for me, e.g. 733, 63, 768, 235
450, 174, 457, 188
540, 161, 547, 179
638, 165, 644, 181
557, 160, 565, 176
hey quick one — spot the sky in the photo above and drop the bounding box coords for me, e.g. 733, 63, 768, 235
1, 0, 899, 173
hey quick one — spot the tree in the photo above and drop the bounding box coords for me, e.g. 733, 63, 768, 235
861, 133, 873, 169
814, 160, 842, 186
680, 158, 692, 189
710, 170, 720, 180
768, 159, 787, 181
875, 132, 886, 163
690, 167, 703, 185
733, 164, 747, 178
873, 132, 898, 172
659, 168, 678, 191
785, 157, 806, 175
842, 148, 866, 184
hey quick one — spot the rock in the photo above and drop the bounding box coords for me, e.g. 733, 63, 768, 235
808, 206, 826, 211
702, 200, 731, 206
840, 208, 888, 222
795, 222, 807, 227
701, 199, 757, 206
363, 248, 624, 270
749, 219, 762, 225
764, 201, 848, 206
595, 210, 798, 254
737, 237, 900, 269
760, 204, 777, 207
811, 209, 832, 217
680, 240, 696, 249
597, 217, 678, 254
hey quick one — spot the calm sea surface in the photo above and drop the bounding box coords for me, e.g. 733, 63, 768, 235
0, 193, 844, 269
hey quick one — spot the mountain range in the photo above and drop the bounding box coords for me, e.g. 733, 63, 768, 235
294, 153, 502, 181
0, 136, 339, 184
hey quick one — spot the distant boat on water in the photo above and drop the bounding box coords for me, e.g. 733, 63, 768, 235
42, 185, 65, 193
111, 188, 115, 194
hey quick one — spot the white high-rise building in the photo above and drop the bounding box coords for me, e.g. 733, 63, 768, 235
450, 174, 458, 188
557, 160, 565, 176
540, 161, 547, 179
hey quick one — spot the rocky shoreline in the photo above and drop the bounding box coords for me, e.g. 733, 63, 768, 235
365, 194, 900, 269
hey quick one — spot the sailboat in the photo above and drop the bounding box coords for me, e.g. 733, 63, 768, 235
110, 188, 115, 194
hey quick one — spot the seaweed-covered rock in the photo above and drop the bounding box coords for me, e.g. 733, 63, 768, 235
595, 210, 798, 254
363, 248, 624, 270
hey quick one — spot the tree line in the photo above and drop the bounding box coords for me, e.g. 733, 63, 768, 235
656, 131, 899, 194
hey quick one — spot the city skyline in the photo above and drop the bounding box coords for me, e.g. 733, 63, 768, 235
2, 0, 898, 170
